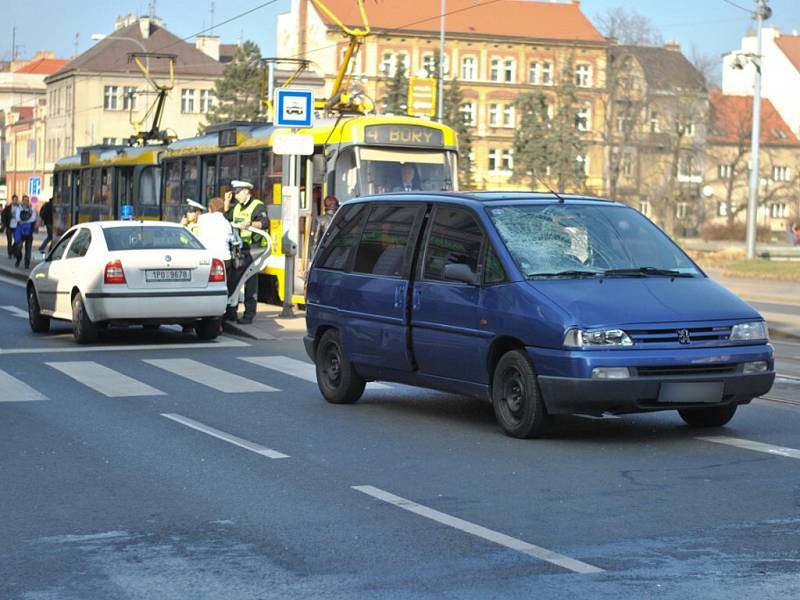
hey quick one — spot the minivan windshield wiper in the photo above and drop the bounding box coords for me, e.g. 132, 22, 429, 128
527, 270, 601, 279
603, 267, 695, 278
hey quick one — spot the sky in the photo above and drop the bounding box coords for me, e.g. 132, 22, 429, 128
4, 0, 800, 68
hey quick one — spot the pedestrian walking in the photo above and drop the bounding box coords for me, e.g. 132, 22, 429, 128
13, 195, 37, 269
2, 194, 19, 258
227, 180, 268, 324
196, 197, 238, 321
38, 198, 54, 253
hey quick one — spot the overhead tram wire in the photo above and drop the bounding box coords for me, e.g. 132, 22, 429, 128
721, 0, 755, 14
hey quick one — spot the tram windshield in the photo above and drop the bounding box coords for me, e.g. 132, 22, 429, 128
336, 147, 457, 200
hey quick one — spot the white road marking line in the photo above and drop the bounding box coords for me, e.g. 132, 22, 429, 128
161, 413, 288, 459
0, 368, 47, 402
0, 274, 25, 287
776, 374, 800, 384
352, 485, 604, 575
698, 436, 800, 460
0, 337, 249, 355
240, 355, 392, 389
144, 358, 277, 393
46, 361, 165, 397
0, 305, 28, 319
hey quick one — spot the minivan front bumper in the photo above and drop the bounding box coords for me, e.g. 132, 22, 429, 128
528, 343, 775, 415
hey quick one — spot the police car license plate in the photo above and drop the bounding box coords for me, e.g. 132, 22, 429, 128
145, 269, 191, 282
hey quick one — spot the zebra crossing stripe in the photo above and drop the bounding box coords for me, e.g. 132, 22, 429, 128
0, 368, 47, 401
143, 358, 277, 393
240, 356, 391, 389
46, 361, 165, 397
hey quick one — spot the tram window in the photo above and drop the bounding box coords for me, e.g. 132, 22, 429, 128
357, 148, 452, 194
183, 158, 199, 203
139, 166, 160, 207
163, 160, 182, 222
219, 153, 238, 197
240, 152, 259, 194
80, 169, 91, 205
202, 156, 216, 201
335, 147, 358, 201
260, 151, 279, 204
100, 168, 111, 205
91, 169, 103, 205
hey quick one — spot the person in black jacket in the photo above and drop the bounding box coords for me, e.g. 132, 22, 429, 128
2, 195, 19, 259
38, 199, 54, 253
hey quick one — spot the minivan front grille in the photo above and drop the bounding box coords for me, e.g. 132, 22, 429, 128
636, 364, 738, 377
628, 326, 732, 345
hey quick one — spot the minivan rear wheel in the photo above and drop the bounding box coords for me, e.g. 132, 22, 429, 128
316, 329, 365, 404
492, 351, 550, 439
678, 404, 737, 427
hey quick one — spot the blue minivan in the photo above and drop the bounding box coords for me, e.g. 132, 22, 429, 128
304, 193, 775, 438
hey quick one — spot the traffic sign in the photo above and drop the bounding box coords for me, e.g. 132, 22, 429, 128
408, 77, 437, 118
28, 176, 42, 197
274, 88, 314, 128
273, 133, 314, 156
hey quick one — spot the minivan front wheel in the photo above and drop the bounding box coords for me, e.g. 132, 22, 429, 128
492, 351, 550, 439
316, 329, 365, 404
678, 404, 737, 427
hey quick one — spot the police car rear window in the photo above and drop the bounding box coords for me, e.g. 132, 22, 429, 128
103, 226, 204, 251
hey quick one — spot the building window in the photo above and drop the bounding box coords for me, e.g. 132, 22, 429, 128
576, 107, 591, 131
528, 61, 540, 84
501, 148, 513, 171
717, 201, 728, 217
102, 137, 117, 145
381, 52, 394, 75
460, 102, 476, 126
719, 164, 732, 179
676, 202, 689, 219
649, 110, 659, 133
679, 154, 702, 182
461, 56, 476, 80
502, 104, 514, 127
422, 53, 435, 77
199, 90, 214, 113
769, 202, 787, 218
503, 59, 515, 83
103, 85, 119, 110
181, 89, 196, 113
575, 154, 588, 176
639, 201, 651, 216
490, 58, 500, 82
622, 154, 634, 177
542, 62, 553, 85
575, 63, 592, 87
772, 166, 790, 181
684, 121, 695, 136
488, 103, 500, 127
123, 87, 137, 111
66, 85, 73, 112
488, 148, 499, 171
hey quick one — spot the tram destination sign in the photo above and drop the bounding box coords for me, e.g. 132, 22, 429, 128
364, 125, 443, 147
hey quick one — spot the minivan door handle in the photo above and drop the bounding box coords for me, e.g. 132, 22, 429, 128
412, 288, 421, 309
394, 285, 404, 308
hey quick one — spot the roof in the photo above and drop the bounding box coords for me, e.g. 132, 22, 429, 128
49, 19, 224, 80
13, 57, 69, 74
615, 45, 706, 93
708, 89, 799, 146
775, 34, 800, 71
314, 0, 605, 43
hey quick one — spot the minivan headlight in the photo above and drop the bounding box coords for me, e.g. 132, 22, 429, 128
564, 328, 633, 348
730, 321, 768, 341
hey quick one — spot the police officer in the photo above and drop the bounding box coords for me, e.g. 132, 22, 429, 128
228, 180, 268, 324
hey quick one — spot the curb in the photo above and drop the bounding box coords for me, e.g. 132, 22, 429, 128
221, 320, 259, 339
0, 265, 29, 282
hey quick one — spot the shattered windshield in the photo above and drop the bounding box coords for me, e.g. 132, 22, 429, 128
487, 204, 701, 278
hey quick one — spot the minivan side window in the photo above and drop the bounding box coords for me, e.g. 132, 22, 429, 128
316, 204, 367, 271
353, 205, 420, 277
484, 247, 506, 284
423, 206, 483, 281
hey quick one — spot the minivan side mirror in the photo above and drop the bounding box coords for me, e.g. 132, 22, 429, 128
443, 263, 478, 285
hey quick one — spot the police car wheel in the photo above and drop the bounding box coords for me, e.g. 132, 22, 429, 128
27, 286, 50, 333
195, 317, 221, 340
71, 294, 98, 344
316, 329, 365, 404
492, 351, 550, 439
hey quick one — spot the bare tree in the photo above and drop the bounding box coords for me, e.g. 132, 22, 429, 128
595, 7, 663, 46
689, 44, 720, 87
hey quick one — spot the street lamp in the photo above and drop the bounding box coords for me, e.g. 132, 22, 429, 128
731, 0, 772, 259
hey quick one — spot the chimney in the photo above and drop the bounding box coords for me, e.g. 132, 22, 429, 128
139, 17, 152, 40
196, 35, 220, 61
115, 14, 136, 31
664, 40, 681, 52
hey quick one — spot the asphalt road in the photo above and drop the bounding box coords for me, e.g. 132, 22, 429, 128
1, 275, 798, 600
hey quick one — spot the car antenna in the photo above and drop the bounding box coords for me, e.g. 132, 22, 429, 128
533, 173, 567, 204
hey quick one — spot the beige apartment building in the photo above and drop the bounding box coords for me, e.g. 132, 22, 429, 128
278, 0, 609, 192
44, 16, 225, 165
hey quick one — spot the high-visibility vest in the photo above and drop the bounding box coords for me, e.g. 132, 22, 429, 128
232, 198, 266, 245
